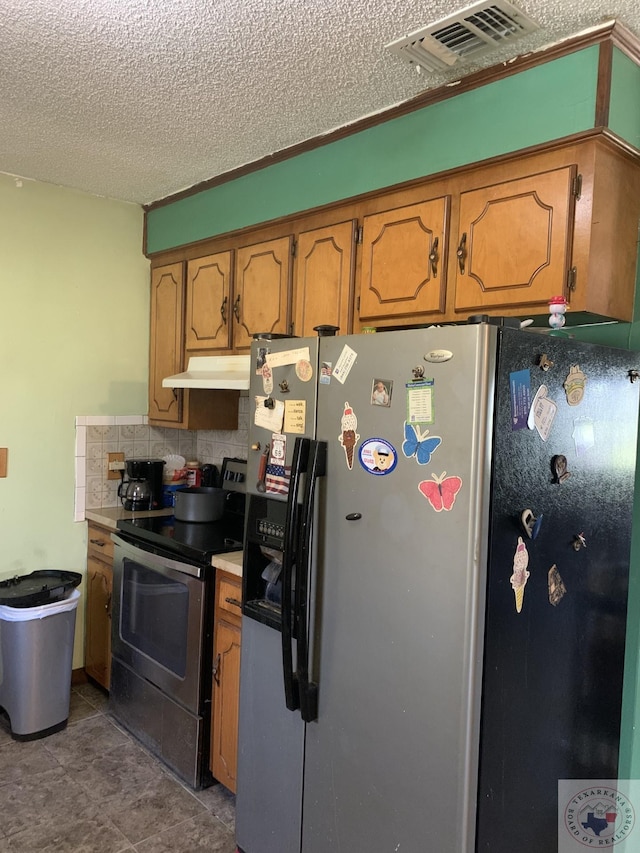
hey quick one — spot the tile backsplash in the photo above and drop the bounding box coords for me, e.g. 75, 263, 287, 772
75, 395, 249, 520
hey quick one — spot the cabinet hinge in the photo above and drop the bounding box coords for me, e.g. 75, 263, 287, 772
572, 174, 582, 200
292, 240, 297, 258
567, 266, 577, 292
356, 226, 363, 244
356, 295, 360, 311
289, 322, 295, 336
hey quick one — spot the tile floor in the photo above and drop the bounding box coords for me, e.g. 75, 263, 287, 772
0, 683, 237, 853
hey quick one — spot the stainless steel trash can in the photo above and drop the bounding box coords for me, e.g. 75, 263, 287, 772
0, 571, 81, 740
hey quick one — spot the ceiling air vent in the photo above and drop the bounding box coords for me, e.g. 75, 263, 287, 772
386, 0, 539, 73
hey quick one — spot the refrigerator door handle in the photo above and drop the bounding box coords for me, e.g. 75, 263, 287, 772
281, 436, 310, 712
296, 439, 326, 723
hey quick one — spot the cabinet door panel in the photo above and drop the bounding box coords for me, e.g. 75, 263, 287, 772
295, 220, 356, 337
185, 252, 232, 352
211, 619, 241, 792
454, 166, 576, 311
85, 555, 112, 690
359, 198, 448, 321
148, 263, 184, 423
233, 236, 292, 350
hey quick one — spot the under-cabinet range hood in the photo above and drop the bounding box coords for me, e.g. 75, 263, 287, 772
162, 356, 251, 390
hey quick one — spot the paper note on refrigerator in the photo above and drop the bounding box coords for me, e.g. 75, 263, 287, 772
254, 396, 285, 432
332, 345, 357, 384
284, 400, 306, 434
265, 347, 311, 368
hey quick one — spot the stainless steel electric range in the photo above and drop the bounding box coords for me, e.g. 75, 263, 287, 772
109, 457, 246, 789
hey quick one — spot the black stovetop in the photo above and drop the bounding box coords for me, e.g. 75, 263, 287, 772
116, 511, 244, 566
116, 457, 246, 567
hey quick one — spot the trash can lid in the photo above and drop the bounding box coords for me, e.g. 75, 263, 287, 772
0, 570, 82, 608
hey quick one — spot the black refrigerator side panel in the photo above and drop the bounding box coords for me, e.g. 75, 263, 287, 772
476, 328, 639, 853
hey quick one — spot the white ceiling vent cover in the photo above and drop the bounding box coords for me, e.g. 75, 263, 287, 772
386, 0, 539, 73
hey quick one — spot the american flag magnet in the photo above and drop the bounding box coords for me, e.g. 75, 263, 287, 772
265, 433, 291, 495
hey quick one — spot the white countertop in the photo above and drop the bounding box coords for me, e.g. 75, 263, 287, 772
211, 550, 243, 577
85, 506, 173, 531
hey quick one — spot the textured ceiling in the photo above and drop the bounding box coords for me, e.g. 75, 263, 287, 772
2, 0, 639, 205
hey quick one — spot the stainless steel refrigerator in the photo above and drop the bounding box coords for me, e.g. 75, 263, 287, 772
236, 322, 639, 853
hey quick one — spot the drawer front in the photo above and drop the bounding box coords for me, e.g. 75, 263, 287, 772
87, 524, 114, 563
217, 575, 242, 621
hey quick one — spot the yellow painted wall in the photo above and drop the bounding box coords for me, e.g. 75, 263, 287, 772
0, 174, 150, 667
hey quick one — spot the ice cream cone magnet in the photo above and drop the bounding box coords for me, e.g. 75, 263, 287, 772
338, 402, 360, 470
510, 536, 530, 613
563, 364, 587, 406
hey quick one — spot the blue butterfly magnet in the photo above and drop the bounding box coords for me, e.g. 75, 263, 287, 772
402, 422, 442, 465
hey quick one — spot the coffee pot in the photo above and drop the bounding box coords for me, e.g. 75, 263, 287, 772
118, 459, 165, 510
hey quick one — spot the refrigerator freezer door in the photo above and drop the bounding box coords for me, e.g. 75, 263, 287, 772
302, 325, 497, 852
236, 617, 305, 853
247, 337, 320, 499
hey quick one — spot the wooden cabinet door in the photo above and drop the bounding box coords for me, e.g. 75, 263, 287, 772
211, 618, 241, 792
359, 198, 448, 321
233, 236, 292, 351
85, 555, 112, 690
148, 262, 184, 423
294, 220, 356, 337
185, 252, 232, 353
454, 166, 576, 312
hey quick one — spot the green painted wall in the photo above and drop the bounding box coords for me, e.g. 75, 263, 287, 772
146, 47, 600, 253
610, 47, 640, 150
0, 174, 149, 666
570, 250, 640, 777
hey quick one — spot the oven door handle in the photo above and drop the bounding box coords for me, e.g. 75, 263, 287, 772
281, 436, 309, 712
111, 534, 204, 579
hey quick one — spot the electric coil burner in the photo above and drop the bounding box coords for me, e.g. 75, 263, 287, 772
109, 457, 246, 789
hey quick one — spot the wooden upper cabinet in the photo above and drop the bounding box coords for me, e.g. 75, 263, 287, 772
185, 252, 232, 352
148, 260, 239, 430
149, 262, 184, 423
233, 236, 292, 350
454, 165, 576, 312
358, 197, 448, 321
294, 220, 356, 337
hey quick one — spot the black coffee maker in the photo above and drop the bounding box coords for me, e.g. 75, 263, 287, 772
118, 459, 165, 511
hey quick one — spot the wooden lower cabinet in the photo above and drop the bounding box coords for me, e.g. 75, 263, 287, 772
210, 571, 242, 792
85, 523, 113, 690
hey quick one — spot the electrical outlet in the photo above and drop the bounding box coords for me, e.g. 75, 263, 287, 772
107, 451, 125, 480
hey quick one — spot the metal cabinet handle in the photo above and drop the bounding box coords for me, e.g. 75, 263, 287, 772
457, 232, 467, 274
233, 294, 241, 322
429, 236, 439, 278
220, 295, 228, 324
213, 653, 221, 686
105, 593, 112, 617
225, 596, 242, 609
89, 538, 107, 547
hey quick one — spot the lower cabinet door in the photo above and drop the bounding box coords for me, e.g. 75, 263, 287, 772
211, 618, 242, 792
85, 555, 112, 690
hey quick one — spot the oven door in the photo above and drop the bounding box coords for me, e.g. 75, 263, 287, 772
111, 534, 209, 714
